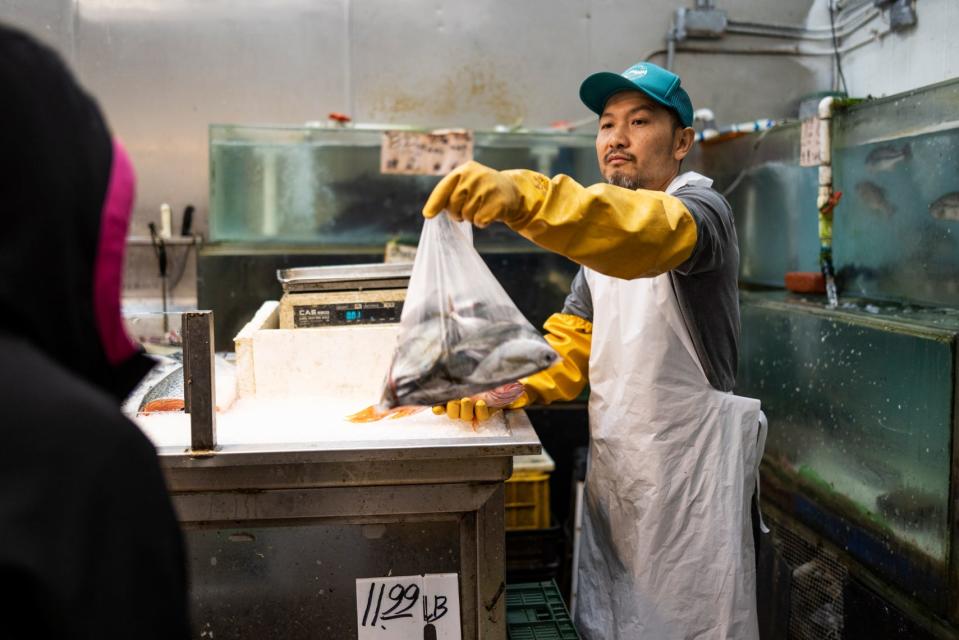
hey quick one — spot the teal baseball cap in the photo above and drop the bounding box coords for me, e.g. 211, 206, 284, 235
580, 61, 694, 127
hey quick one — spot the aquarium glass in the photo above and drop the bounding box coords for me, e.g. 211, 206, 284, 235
833, 78, 959, 307
739, 291, 956, 564
687, 123, 820, 287
209, 124, 601, 247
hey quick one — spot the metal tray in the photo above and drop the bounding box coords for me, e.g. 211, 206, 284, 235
277, 262, 412, 293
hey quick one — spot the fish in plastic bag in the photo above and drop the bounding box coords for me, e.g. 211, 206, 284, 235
377, 213, 557, 409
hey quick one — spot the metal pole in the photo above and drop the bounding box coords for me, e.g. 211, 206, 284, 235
182, 311, 217, 454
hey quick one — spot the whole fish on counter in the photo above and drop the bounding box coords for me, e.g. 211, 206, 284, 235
139, 365, 186, 412
378, 299, 557, 410
134, 354, 237, 415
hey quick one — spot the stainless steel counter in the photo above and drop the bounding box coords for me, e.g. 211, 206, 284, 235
158, 410, 541, 640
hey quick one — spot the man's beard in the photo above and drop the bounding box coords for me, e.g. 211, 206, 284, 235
607, 172, 640, 190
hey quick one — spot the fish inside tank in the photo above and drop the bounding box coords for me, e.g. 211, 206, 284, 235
833, 122, 959, 307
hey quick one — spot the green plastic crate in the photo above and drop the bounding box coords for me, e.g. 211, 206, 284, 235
506, 580, 580, 640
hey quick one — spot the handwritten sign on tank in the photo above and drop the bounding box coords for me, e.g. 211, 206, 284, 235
381, 130, 474, 176
800, 116, 821, 167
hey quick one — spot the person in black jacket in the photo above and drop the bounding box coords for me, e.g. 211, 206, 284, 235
0, 24, 190, 639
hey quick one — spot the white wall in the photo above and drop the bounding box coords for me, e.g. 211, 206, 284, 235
3, 0, 954, 304
805, 0, 959, 97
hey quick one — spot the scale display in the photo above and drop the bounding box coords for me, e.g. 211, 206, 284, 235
293, 301, 403, 328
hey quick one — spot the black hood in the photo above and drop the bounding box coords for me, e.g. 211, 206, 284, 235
0, 24, 153, 400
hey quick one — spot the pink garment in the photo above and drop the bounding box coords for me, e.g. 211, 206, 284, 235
93, 139, 138, 365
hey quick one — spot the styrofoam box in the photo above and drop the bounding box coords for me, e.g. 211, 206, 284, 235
235, 300, 401, 401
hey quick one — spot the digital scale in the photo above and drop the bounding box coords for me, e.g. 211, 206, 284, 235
276, 263, 412, 329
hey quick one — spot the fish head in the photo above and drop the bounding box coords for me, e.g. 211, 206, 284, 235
529, 341, 560, 371
484, 338, 558, 380
929, 192, 959, 221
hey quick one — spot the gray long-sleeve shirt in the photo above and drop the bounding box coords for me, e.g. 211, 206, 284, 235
560, 184, 740, 392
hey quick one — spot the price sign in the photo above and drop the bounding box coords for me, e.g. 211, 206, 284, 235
356, 573, 461, 640
380, 130, 473, 176
800, 116, 821, 167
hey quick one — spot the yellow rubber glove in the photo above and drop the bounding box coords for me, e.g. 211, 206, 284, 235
515, 313, 592, 407
423, 161, 520, 228
432, 397, 496, 422
423, 161, 698, 280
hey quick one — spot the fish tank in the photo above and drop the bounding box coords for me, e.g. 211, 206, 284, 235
208, 123, 601, 247
739, 291, 959, 618
688, 77, 959, 305
687, 122, 820, 287
202, 124, 602, 350
832, 77, 959, 308
709, 78, 959, 626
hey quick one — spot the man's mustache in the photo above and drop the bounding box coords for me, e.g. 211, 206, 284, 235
604, 151, 636, 163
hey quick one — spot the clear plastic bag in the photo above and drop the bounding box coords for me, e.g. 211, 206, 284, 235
378, 212, 558, 409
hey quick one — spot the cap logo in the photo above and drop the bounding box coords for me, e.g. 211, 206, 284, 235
624, 65, 648, 80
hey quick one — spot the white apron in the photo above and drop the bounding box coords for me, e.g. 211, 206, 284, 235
574, 173, 764, 640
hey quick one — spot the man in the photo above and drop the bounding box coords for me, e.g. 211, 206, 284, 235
426, 62, 763, 639
0, 25, 190, 638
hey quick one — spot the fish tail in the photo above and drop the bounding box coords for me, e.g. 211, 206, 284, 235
387, 406, 426, 420
347, 405, 388, 423
348, 405, 427, 423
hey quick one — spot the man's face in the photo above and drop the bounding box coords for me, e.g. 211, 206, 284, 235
595, 90, 689, 191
